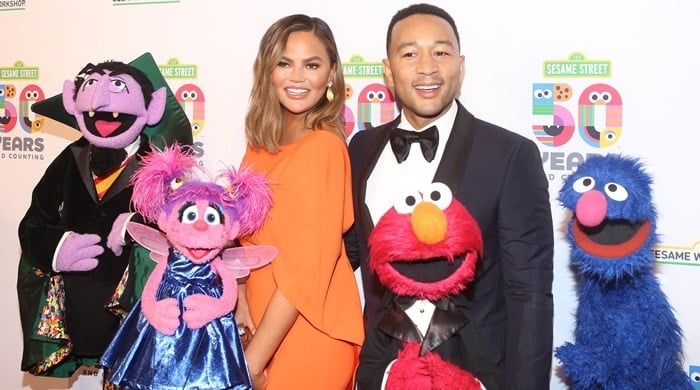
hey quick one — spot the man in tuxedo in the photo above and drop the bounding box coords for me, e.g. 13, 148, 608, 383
345, 4, 554, 389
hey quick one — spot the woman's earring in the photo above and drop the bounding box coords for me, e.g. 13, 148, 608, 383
326, 81, 334, 102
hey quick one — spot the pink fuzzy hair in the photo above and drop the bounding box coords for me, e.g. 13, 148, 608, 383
217, 165, 272, 237
130, 144, 272, 236
130, 143, 203, 223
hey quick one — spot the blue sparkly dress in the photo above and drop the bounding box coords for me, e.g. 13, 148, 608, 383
100, 249, 252, 389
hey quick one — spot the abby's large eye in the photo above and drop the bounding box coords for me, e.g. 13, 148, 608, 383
421, 182, 452, 210
604, 182, 628, 201
572, 176, 595, 193
393, 189, 422, 214
180, 204, 199, 224
203, 206, 222, 225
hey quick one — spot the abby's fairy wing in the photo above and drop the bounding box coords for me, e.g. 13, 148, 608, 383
220, 245, 278, 278
126, 222, 170, 262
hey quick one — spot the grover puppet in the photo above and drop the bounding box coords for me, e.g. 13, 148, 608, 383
17, 53, 192, 377
356, 182, 501, 390
100, 144, 276, 389
555, 154, 691, 389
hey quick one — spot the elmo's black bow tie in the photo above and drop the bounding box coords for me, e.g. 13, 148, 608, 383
389, 125, 439, 163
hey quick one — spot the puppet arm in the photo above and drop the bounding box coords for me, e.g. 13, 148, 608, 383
422, 348, 482, 390
385, 342, 432, 390
182, 257, 238, 329
141, 260, 180, 335
107, 212, 135, 255
54, 232, 104, 272
555, 342, 609, 389
385, 342, 482, 390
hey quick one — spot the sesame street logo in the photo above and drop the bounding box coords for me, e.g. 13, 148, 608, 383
653, 242, 700, 266
1, 60, 45, 160
342, 55, 397, 137
160, 58, 204, 159
533, 53, 620, 181
533, 53, 620, 148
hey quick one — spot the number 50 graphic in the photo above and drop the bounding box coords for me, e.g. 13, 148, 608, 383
532, 82, 622, 148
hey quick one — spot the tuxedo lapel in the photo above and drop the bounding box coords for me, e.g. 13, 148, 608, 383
71, 140, 99, 203
100, 134, 150, 203
356, 118, 399, 240
433, 103, 475, 196
69, 134, 149, 204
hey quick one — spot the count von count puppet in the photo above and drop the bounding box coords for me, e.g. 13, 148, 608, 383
17, 53, 192, 377
100, 144, 276, 389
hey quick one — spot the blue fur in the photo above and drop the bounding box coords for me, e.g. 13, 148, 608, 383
555, 154, 691, 389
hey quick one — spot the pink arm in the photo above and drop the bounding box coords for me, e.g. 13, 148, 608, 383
141, 260, 180, 335
181, 257, 238, 329
211, 257, 238, 311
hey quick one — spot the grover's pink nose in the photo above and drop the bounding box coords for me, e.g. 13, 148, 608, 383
575, 190, 607, 227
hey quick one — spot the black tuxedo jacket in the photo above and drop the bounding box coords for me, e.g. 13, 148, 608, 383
356, 293, 503, 389
345, 101, 554, 390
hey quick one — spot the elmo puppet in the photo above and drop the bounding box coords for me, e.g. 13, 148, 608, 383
356, 182, 501, 389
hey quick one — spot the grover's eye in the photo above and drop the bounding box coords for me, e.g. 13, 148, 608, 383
394, 189, 422, 214
421, 182, 452, 210
572, 176, 595, 193
604, 182, 628, 201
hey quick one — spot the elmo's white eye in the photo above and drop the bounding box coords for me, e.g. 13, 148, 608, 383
394, 189, 422, 214
421, 182, 452, 210
604, 182, 628, 201
572, 176, 595, 193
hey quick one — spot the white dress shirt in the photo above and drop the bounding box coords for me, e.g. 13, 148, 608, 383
366, 101, 458, 226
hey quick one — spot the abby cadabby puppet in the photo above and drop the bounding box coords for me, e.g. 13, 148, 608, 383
100, 144, 276, 389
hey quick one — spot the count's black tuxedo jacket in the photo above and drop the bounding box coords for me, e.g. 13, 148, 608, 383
345, 101, 554, 390
18, 135, 152, 365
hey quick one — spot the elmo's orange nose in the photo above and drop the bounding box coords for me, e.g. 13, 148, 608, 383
410, 202, 447, 244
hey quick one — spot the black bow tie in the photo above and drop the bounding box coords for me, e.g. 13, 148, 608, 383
389, 125, 439, 163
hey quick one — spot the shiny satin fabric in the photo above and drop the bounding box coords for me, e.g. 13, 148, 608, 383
101, 249, 252, 389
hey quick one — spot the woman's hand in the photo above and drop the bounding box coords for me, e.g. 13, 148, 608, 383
235, 281, 257, 334
250, 368, 268, 389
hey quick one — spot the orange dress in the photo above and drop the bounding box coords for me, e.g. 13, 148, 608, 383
241, 130, 364, 390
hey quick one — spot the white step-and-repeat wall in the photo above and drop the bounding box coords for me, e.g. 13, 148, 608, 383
2, 1, 698, 388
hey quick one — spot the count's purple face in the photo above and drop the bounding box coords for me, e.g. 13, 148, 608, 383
63, 70, 165, 149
